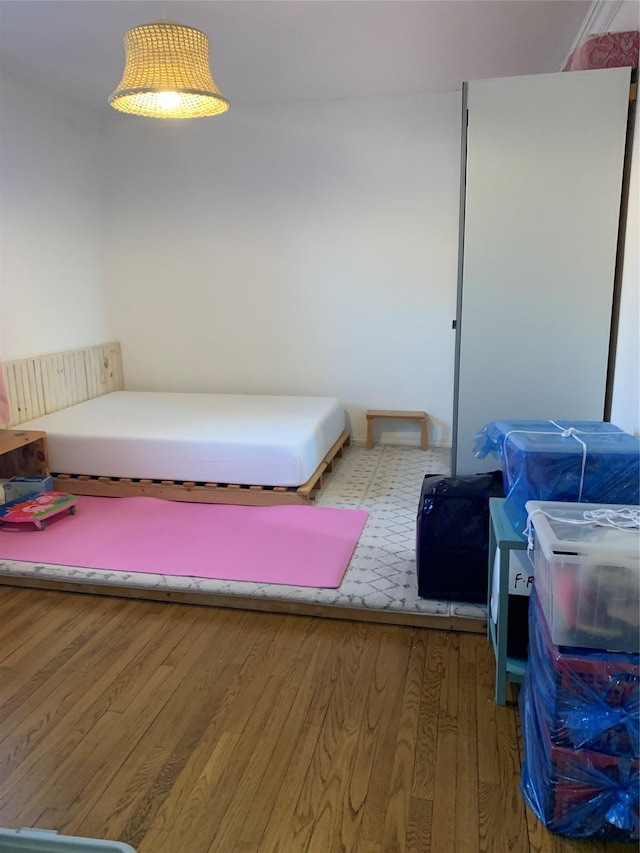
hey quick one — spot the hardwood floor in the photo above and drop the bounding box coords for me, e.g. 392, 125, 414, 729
0, 587, 633, 852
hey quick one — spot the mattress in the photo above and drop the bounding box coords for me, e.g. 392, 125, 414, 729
18, 391, 346, 487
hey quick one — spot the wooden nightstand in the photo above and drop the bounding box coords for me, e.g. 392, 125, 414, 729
0, 429, 50, 479
366, 409, 428, 450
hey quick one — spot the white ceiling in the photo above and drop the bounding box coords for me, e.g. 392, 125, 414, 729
0, 0, 593, 115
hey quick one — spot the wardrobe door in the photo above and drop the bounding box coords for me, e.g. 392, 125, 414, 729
452, 67, 631, 475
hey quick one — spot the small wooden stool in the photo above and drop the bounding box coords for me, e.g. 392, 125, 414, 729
366, 409, 428, 450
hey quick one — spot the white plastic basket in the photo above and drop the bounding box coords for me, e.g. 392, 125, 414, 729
0, 828, 137, 852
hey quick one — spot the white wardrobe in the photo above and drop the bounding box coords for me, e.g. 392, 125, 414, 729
452, 67, 632, 475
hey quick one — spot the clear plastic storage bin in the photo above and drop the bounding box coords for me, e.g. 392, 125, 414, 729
0, 828, 136, 852
526, 500, 640, 653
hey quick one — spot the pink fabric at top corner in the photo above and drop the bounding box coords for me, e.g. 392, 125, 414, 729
563, 30, 639, 72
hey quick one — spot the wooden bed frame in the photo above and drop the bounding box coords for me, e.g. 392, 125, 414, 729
2, 342, 350, 506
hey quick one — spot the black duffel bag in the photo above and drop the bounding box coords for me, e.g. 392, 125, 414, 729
416, 471, 504, 603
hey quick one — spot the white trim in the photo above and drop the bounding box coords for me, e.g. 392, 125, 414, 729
562, 0, 624, 68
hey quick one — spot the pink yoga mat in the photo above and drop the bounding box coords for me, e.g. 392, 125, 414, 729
0, 496, 368, 588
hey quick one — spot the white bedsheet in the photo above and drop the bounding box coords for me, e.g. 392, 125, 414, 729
19, 391, 346, 487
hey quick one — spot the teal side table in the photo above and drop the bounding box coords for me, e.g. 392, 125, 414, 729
488, 497, 529, 705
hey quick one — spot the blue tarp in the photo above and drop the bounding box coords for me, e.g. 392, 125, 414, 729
473, 420, 640, 533
520, 665, 639, 841
529, 590, 639, 758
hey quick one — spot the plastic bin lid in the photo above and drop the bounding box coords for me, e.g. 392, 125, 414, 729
0, 828, 137, 852
494, 420, 638, 454
525, 500, 640, 561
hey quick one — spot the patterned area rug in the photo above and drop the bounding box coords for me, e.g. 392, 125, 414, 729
0, 444, 487, 623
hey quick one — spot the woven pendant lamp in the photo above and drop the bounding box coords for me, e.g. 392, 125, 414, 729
109, 20, 229, 119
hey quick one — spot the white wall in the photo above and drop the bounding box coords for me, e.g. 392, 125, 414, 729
103, 93, 461, 444
0, 74, 110, 359
608, 1, 640, 32
1, 62, 633, 444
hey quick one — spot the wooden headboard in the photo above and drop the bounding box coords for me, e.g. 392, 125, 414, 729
2, 341, 124, 427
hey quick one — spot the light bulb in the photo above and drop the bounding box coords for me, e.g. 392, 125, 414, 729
157, 91, 181, 110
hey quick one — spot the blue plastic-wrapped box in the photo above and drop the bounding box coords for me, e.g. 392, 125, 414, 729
473, 420, 640, 533
519, 667, 639, 841
528, 589, 639, 757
